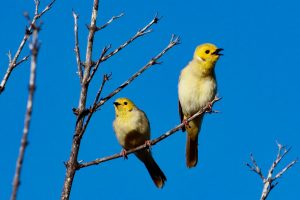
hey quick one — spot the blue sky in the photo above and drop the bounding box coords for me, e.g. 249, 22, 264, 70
1, 0, 300, 199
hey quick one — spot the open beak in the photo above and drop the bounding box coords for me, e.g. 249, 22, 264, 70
113, 102, 121, 107
212, 48, 224, 56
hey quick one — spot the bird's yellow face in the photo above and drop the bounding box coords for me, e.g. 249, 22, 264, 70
113, 98, 136, 117
194, 43, 223, 67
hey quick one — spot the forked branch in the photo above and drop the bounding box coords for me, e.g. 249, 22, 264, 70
0, 0, 55, 94
246, 142, 298, 200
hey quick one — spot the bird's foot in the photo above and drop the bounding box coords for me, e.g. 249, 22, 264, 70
206, 95, 221, 113
206, 102, 213, 113
145, 140, 152, 150
120, 149, 128, 160
183, 119, 191, 129
206, 101, 220, 114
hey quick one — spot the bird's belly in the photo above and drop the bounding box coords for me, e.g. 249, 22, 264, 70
113, 121, 131, 147
179, 77, 216, 116
113, 113, 149, 149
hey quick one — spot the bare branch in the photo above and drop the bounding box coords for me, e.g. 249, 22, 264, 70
85, 14, 163, 84
96, 35, 180, 109
95, 13, 124, 31
34, 0, 40, 15
15, 55, 30, 67
80, 73, 112, 132
246, 142, 298, 200
246, 153, 264, 180
7, 51, 12, 63
11, 26, 40, 200
72, 11, 83, 83
78, 96, 221, 169
101, 14, 161, 62
80, 35, 179, 139
0, 0, 55, 94
274, 160, 298, 180
61, 0, 177, 198
61, 0, 100, 199
62, 34, 178, 200
266, 144, 291, 181
36, 0, 55, 19
92, 74, 112, 106
87, 45, 111, 83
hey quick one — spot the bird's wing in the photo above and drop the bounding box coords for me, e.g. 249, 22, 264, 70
178, 100, 186, 132
178, 72, 186, 132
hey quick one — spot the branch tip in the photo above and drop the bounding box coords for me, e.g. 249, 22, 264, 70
95, 12, 125, 32
170, 34, 181, 45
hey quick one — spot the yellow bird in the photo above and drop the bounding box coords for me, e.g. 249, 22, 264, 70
178, 43, 223, 168
113, 98, 166, 188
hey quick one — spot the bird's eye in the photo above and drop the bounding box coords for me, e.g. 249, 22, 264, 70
124, 102, 128, 105
205, 50, 210, 54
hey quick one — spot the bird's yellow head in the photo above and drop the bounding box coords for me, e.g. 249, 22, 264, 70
113, 98, 136, 117
193, 43, 223, 67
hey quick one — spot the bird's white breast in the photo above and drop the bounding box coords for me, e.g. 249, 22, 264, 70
178, 64, 216, 116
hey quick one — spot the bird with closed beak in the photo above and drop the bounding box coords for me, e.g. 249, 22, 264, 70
178, 43, 223, 168
113, 98, 166, 188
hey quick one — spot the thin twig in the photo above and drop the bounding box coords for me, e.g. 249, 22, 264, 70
15, 55, 30, 67
274, 160, 298, 180
246, 142, 298, 200
101, 14, 161, 62
96, 35, 180, 109
87, 46, 111, 83
73, 11, 83, 83
34, 0, 40, 15
0, 0, 55, 94
95, 13, 124, 31
78, 96, 221, 169
36, 0, 55, 18
245, 153, 264, 180
10, 25, 40, 200
92, 74, 112, 107
80, 73, 112, 134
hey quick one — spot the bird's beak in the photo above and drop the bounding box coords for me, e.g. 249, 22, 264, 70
212, 48, 224, 56
113, 102, 121, 107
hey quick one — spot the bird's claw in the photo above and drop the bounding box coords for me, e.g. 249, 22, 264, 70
205, 102, 220, 113
145, 140, 152, 150
206, 96, 221, 113
120, 149, 128, 160
183, 119, 191, 129
206, 102, 213, 113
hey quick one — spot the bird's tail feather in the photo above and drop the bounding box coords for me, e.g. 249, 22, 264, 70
186, 116, 203, 168
136, 150, 166, 188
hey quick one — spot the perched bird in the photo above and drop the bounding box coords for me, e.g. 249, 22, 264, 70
178, 43, 223, 168
113, 98, 166, 188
